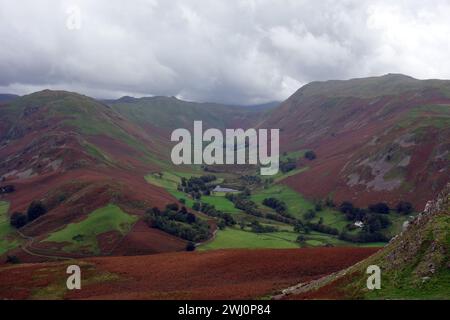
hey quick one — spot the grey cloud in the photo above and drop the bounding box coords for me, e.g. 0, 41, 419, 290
1, 0, 450, 104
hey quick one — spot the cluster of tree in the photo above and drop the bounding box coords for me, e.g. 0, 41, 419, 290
192, 202, 235, 228
262, 197, 287, 214
306, 221, 339, 235
250, 221, 278, 233
279, 158, 297, 173
226, 192, 264, 218
179, 175, 217, 199
304, 150, 317, 161
265, 212, 296, 225
10, 200, 47, 229
0, 185, 15, 194
337, 200, 395, 243
368, 202, 390, 214
341, 200, 413, 218
145, 204, 210, 243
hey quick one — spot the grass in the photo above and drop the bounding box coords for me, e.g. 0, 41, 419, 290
398, 104, 450, 129
145, 171, 243, 214
250, 184, 315, 219
44, 204, 137, 254
0, 201, 22, 255
199, 227, 300, 250
310, 209, 349, 230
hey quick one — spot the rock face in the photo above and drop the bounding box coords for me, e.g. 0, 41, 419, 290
278, 183, 450, 300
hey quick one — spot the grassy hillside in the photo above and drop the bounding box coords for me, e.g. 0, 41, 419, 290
0, 201, 22, 256
43, 204, 138, 255
109, 96, 260, 131
280, 183, 450, 300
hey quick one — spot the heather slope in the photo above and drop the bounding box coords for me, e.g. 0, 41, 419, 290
262, 74, 450, 209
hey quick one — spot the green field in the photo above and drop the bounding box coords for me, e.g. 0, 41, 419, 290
145, 171, 243, 214
199, 227, 300, 250
0, 201, 22, 255
250, 184, 315, 219
44, 204, 137, 254
145, 170, 392, 249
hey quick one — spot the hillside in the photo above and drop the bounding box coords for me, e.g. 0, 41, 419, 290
263, 74, 450, 209
0, 90, 184, 259
279, 183, 450, 300
107, 95, 263, 132
0, 247, 378, 299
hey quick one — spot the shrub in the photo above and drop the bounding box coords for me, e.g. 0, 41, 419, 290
304, 150, 317, 160
280, 159, 297, 173
10, 212, 28, 229
27, 201, 47, 222
396, 201, 413, 215
186, 241, 196, 252
6, 255, 20, 264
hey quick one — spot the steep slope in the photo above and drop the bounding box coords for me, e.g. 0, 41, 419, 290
0, 90, 183, 259
279, 183, 450, 299
262, 74, 450, 209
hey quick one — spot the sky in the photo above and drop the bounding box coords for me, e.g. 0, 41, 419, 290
1, 0, 450, 105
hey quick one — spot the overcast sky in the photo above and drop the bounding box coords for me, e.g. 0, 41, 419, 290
1, 0, 450, 104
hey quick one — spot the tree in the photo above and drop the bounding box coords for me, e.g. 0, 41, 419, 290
27, 201, 47, 222
186, 241, 196, 251
314, 201, 323, 212
368, 202, 390, 214
339, 201, 354, 214
303, 209, 316, 220
296, 235, 306, 244
165, 203, 179, 212
396, 201, 413, 215
192, 202, 201, 211
10, 212, 28, 228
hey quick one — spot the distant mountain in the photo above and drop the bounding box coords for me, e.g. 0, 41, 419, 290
0, 94, 19, 103
261, 74, 450, 209
106, 95, 265, 132
280, 183, 450, 299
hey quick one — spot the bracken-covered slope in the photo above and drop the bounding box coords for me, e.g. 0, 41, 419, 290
0, 90, 185, 259
279, 183, 450, 300
0, 247, 378, 300
262, 74, 450, 209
